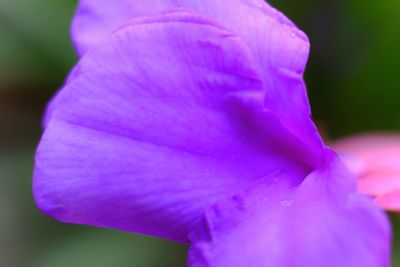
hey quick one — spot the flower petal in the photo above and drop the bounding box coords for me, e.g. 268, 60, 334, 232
333, 133, 400, 212
189, 154, 391, 267
34, 11, 309, 242
71, 0, 324, 165
72, 0, 293, 56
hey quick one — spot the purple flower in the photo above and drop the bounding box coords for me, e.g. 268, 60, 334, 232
33, 1, 391, 266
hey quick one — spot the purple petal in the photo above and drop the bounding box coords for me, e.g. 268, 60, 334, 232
72, 0, 276, 56
189, 153, 391, 267
34, 11, 309, 242
71, 0, 324, 165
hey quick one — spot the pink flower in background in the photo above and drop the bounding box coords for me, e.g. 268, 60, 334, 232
33, 1, 396, 266
333, 133, 400, 212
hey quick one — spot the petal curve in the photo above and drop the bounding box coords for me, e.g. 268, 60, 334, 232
71, 0, 325, 165
34, 11, 309, 242
189, 154, 391, 267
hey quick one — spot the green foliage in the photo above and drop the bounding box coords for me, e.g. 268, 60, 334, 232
0, 0, 76, 87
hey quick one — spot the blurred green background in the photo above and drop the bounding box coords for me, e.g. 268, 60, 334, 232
0, 0, 399, 266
